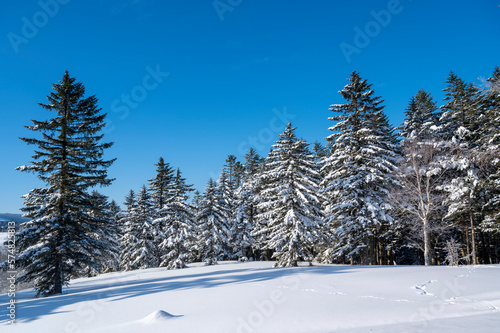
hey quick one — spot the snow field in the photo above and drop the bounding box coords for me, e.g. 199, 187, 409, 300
1, 262, 499, 332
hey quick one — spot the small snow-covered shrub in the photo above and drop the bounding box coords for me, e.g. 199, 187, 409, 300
204, 258, 218, 266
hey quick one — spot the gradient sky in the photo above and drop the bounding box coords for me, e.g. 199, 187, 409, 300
1, 0, 499, 213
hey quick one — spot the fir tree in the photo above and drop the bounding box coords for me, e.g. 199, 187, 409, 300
148, 157, 175, 213
312, 141, 328, 162
195, 179, 231, 264
154, 169, 196, 269
257, 123, 328, 267
218, 169, 238, 258
225, 155, 240, 190
12, 71, 115, 296
440, 72, 485, 264
109, 199, 121, 219
400, 89, 439, 140
120, 185, 158, 270
191, 190, 203, 215
439, 71, 482, 142
123, 190, 136, 213
244, 147, 262, 179
233, 182, 256, 260
321, 71, 398, 265
480, 67, 500, 232
84, 191, 120, 275
233, 161, 245, 188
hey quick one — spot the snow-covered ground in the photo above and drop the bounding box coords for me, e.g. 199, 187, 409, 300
1, 262, 499, 332
0, 233, 7, 244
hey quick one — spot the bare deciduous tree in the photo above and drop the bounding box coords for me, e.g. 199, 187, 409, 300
391, 138, 451, 266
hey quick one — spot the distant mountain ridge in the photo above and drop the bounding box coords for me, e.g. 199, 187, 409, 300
0, 213, 28, 222
0, 213, 27, 232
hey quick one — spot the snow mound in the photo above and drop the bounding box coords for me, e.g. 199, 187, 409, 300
141, 310, 180, 323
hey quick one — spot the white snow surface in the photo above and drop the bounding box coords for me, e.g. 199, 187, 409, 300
1, 261, 500, 332
0, 233, 7, 243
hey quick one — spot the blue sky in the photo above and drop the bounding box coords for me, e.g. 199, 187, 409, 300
1, 0, 499, 213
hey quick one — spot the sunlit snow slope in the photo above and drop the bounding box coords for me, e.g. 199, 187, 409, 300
1, 262, 499, 332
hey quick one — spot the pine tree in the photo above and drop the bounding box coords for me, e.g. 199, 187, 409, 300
154, 169, 196, 269
123, 190, 136, 213
191, 190, 203, 215
225, 155, 240, 190
195, 179, 231, 264
148, 157, 175, 213
400, 89, 439, 140
108, 199, 123, 270
84, 191, 120, 275
321, 71, 398, 265
244, 148, 262, 179
480, 67, 500, 232
233, 183, 256, 260
218, 169, 238, 258
217, 169, 235, 213
257, 123, 328, 267
440, 72, 485, 264
120, 185, 159, 270
439, 72, 482, 141
118, 190, 136, 270
12, 71, 115, 296
233, 161, 245, 188
235, 148, 263, 259
109, 199, 122, 226
312, 141, 328, 162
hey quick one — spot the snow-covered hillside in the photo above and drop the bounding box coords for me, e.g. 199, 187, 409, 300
1, 262, 499, 332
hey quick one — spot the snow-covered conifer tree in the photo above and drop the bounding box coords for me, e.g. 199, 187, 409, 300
257, 123, 328, 267
154, 169, 196, 269
83, 191, 120, 275
12, 71, 115, 296
233, 179, 257, 260
480, 67, 500, 233
195, 179, 231, 264
440, 72, 485, 264
400, 89, 439, 140
321, 71, 398, 265
148, 157, 175, 213
120, 185, 159, 270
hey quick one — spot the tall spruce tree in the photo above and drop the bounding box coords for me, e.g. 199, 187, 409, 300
400, 89, 439, 140
191, 190, 203, 215
440, 72, 485, 264
217, 169, 237, 257
84, 191, 120, 275
195, 179, 231, 264
321, 71, 398, 265
13, 71, 115, 296
257, 123, 328, 267
244, 147, 262, 179
481, 67, 500, 233
225, 155, 241, 190
439, 72, 482, 141
148, 157, 175, 213
120, 185, 159, 270
154, 169, 196, 269
233, 182, 256, 260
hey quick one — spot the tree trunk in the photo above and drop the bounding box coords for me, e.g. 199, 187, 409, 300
423, 218, 431, 266
470, 212, 477, 265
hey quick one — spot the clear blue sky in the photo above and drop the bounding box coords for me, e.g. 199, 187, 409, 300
1, 0, 499, 213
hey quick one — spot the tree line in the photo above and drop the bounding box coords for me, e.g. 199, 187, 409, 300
2, 67, 499, 297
